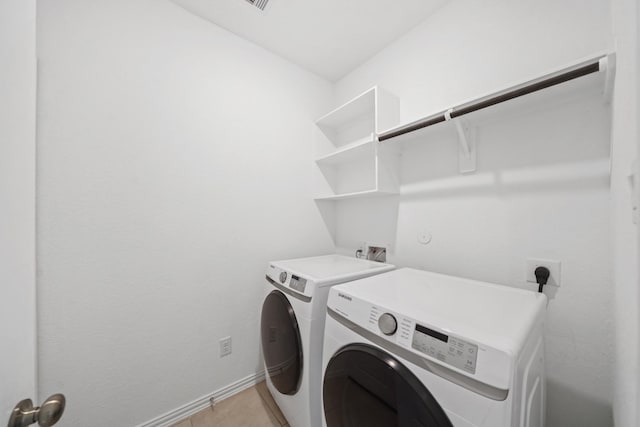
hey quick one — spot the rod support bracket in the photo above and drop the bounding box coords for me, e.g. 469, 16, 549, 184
445, 109, 476, 173
601, 53, 616, 104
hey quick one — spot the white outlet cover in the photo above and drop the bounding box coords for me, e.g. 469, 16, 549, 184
526, 258, 561, 287
219, 336, 232, 357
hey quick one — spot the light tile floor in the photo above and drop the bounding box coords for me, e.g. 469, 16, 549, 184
171, 381, 289, 427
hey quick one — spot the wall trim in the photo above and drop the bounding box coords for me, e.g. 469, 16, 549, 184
135, 371, 266, 427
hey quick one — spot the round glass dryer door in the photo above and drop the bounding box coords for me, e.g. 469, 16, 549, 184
323, 343, 453, 427
260, 290, 303, 395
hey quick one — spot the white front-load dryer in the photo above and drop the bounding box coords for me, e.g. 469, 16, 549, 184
260, 254, 394, 427
321, 268, 547, 427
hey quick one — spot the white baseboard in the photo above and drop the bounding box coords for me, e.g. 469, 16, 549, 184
136, 371, 266, 427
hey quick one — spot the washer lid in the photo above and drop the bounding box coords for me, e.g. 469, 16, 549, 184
269, 254, 394, 287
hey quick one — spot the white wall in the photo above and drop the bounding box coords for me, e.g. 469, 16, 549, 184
332, 1, 615, 426
36, 1, 333, 425
0, 0, 37, 418
610, 0, 639, 425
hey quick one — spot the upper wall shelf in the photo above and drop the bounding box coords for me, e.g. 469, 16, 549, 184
316, 89, 375, 130
377, 53, 616, 173
312, 86, 400, 200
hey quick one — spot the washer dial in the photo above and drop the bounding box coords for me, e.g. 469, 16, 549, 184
378, 313, 398, 335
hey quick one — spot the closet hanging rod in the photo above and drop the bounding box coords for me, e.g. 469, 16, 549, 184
378, 55, 609, 142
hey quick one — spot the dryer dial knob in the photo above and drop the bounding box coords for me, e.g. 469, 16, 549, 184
279, 271, 288, 284
378, 313, 398, 336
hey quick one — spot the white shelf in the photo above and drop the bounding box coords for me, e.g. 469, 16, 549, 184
316, 88, 376, 130
376, 54, 613, 174
314, 189, 398, 201
315, 134, 376, 166
380, 53, 612, 147
383, 70, 608, 147
313, 86, 400, 201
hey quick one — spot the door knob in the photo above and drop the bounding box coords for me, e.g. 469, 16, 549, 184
8, 394, 65, 427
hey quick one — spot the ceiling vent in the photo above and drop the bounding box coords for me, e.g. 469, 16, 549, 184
244, 0, 270, 12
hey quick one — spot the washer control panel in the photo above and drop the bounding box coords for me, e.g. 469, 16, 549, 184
266, 264, 313, 299
411, 324, 478, 374
289, 275, 307, 293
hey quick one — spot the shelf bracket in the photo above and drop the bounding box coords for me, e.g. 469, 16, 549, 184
445, 109, 476, 174
600, 53, 616, 104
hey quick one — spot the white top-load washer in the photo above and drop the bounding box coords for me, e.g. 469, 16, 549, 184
321, 268, 547, 427
260, 254, 394, 427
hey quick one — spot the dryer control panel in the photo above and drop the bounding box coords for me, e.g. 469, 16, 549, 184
365, 306, 477, 374
328, 287, 513, 392
411, 324, 477, 374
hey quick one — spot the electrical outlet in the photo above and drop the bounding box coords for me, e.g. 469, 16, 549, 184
526, 259, 561, 287
219, 336, 232, 357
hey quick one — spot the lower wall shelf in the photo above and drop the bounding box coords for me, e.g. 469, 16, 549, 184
314, 189, 398, 201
